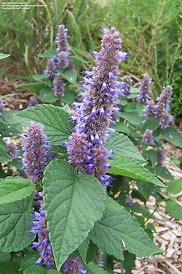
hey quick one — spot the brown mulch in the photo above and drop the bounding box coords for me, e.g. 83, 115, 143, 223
0, 77, 34, 109
133, 200, 182, 274
132, 160, 182, 274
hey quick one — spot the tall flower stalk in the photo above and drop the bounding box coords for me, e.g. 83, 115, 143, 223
22, 124, 54, 269
31, 191, 55, 269
67, 27, 125, 186
55, 24, 70, 69
136, 73, 152, 103
144, 86, 173, 128
22, 124, 50, 183
44, 24, 71, 96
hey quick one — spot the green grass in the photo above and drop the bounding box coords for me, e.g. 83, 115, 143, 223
0, 0, 182, 114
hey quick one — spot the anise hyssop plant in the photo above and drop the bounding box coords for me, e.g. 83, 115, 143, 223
0, 25, 182, 274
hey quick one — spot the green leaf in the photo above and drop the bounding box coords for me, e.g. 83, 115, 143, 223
43, 159, 106, 270
86, 242, 98, 264
109, 156, 165, 187
114, 122, 131, 135
141, 118, 159, 133
129, 202, 152, 219
0, 252, 11, 263
60, 70, 77, 83
87, 262, 110, 274
0, 110, 20, 136
0, 177, 35, 205
161, 127, 182, 148
0, 53, 10, 59
39, 88, 58, 103
24, 266, 61, 274
16, 82, 45, 91
123, 251, 136, 274
16, 104, 73, 145
33, 74, 47, 81
90, 197, 160, 259
78, 237, 90, 264
71, 55, 89, 64
128, 87, 139, 99
0, 261, 23, 274
21, 252, 61, 274
21, 251, 39, 271
0, 140, 12, 162
136, 181, 155, 201
154, 165, 173, 180
143, 149, 157, 167
166, 199, 182, 220
0, 197, 34, 252
39, 49, 55, 59
168, 179, 182, 195
61, 89, 77, 104
106, 133, 144, 162
120, 112, 143, 126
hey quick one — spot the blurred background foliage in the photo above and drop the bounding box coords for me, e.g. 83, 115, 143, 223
0, 0, 182, 115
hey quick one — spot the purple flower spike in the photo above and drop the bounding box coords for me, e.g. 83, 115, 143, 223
136, 74, 152, 103
142, 129, 155, 146
67, 28, 125, 185
63, 257, 88, 274
55, 51, 69, 69
144, 85, 173, 128
22, 124, 50, 183
32, 191, 55, 269
55, 24, 69, 52
156, 86, 172, 115
55, 24, 70, 69
53, 74, 65, 96
156, 86, 173, 128
120, 75, 132, 96
44, 59, 56, 79
144, 99, 157, 118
